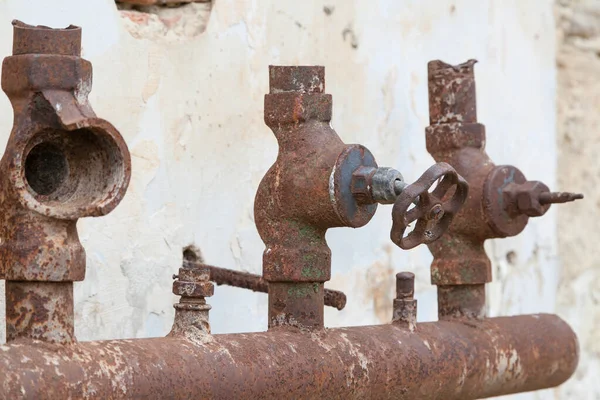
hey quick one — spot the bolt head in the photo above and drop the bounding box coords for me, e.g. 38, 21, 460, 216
351, 166, 377, 204
509, 181, 550, 217
427, 204, 445, 221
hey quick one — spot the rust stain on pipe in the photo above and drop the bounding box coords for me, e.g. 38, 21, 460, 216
5, 281, 74, 344
0, 315, 578, 399
0, 21, 131, 343
255, 66, 380, 329
255, 65, 467, 328
425, 59, 582, 319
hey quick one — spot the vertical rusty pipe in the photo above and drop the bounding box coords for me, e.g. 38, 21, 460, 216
5, 282, 74, 343
255, 66, 379, 329
425, 59, 582, 320
392, 272, 417, 331
426, 60, 490, 319
258, 67, 329, 329
0, 21, 131, 343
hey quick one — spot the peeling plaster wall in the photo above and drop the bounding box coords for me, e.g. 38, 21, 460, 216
0, 0, 579, 398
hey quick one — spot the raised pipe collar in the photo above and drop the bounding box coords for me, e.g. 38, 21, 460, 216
256, 65, 471, 329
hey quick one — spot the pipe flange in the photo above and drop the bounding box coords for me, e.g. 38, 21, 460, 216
330, 144, 378, 228
483, 165, 529, 237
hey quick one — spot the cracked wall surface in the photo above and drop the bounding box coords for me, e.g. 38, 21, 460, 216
0, 0, 590, 398
555, 1, 600, 399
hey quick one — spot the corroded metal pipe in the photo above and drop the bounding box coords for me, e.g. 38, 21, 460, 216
0, 21, 131, 343
425, 60, 582, 319
255, 66, 381, 329
255, 66, 467, 329
0, 314, 577, 399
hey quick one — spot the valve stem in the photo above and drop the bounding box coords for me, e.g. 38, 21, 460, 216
539, 192, 584, 205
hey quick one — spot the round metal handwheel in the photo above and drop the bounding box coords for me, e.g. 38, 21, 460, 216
390, 162, 469, 250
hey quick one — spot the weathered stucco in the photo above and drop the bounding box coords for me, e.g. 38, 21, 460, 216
0, 0, 590, 398
555, 1, 600, 399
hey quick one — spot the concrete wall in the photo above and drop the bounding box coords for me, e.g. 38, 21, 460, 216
0, 0, 588, 398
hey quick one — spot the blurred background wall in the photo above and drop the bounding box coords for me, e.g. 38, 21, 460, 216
555, 1, 600, 398
0, 0, 595, 398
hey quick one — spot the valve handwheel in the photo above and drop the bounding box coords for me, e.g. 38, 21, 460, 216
391, 162, 469, 250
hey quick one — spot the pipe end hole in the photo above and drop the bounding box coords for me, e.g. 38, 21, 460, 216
25, 143, 69, 196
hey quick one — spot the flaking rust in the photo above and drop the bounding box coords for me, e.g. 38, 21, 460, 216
0, 21, 131, 343
0, 22, 581, 400
255, 66, 374, 329
425, 59, 583, 319
255, 65, 468, 329
0, 314, 579, 399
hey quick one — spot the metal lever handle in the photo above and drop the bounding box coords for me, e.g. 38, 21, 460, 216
390, 162, 469, 250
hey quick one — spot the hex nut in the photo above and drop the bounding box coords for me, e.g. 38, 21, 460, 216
351, 166, 377, 204
173, 281, 214, 298
505, 181, 550, 217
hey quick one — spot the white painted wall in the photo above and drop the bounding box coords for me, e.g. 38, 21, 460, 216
0, 0, 584, 398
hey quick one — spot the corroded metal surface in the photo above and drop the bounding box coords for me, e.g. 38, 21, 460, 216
255, 65, 380, 329
255, 65, 468, 329
0, 21, 131, 342
188, 261, 347, 310
425, 59, 582, 319
0, 314, 578, 399
11, 20, 81, 56
392, 272, 417, 331
5, 282, 74, 343
169, 264, 213, 342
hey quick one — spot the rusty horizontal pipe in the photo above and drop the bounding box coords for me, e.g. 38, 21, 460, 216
186, 261, 347, 310
0, 314, 577, 399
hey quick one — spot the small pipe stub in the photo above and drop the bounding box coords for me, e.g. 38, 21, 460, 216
12, 20, 81, 56
392, 272, 417, 331
170, 265, 214, 340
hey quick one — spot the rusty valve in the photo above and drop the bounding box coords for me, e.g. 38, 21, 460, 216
390, 162, 469, 250
425, 59, 583, 319
0, 21, 131, 343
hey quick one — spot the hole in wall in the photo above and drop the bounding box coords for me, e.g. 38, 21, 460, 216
183, 244, 204, 263
117, 1, 212, 41
506, 251, 517, 266
25, 143, 69, 196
